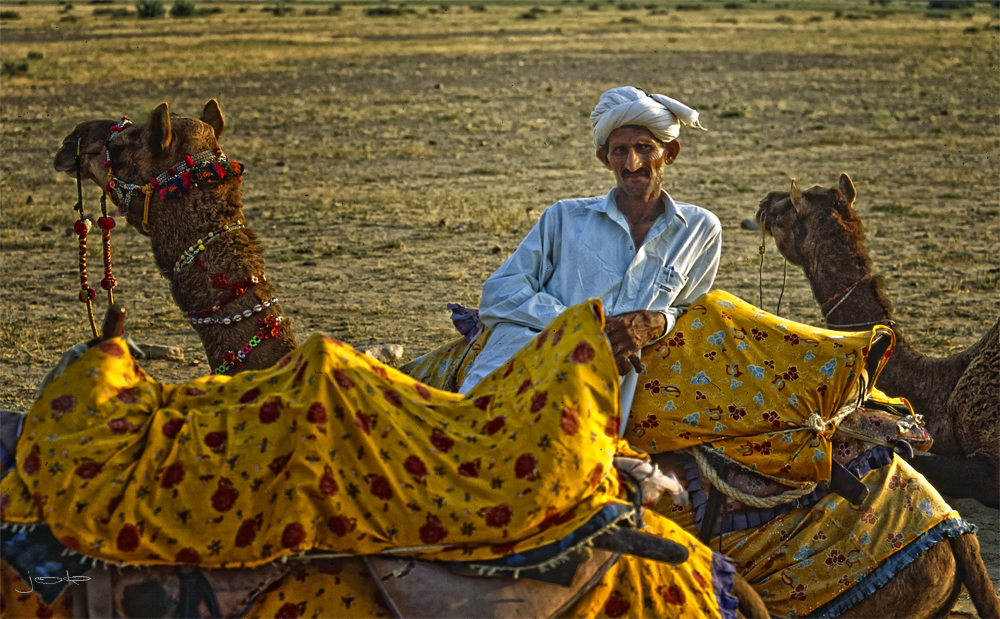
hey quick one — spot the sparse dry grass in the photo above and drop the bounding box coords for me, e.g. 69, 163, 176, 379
1, 0, 997, 415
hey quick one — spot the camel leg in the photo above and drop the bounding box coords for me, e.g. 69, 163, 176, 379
732, 572, 769, 619
840, 541, 957, 618
949, 534, 1000, 619
910, 453, 1000, 509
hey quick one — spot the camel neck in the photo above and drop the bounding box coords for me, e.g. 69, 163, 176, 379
146, 191, 298, 374
800, 229, 966, 450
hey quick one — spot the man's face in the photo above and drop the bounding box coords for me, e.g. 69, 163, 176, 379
597, 126, 679, 202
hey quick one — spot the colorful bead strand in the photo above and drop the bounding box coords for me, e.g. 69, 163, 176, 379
214, 315, 284, 375
173, 223, 246, 273
75, 218, 99, 338
98, 193, 117, 305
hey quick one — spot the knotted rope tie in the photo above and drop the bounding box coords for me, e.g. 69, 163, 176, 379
690, 448, 817, 509
690, 398, 863, 509
141, 184, 154, 233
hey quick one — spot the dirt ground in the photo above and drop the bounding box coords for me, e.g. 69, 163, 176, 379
1, 0, 998, 613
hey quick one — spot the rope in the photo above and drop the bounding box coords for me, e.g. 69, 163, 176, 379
757, 213, 766, 309
776, 259, 787, 316
689, 447, 817, 509
74, 137, 99, 339
756, 212, 788, 317
826, 319, 895, 330
141, 184, 154, 233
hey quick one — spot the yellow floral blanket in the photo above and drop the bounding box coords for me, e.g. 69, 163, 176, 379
628, 291, 892, 487
1, 302, 631, 568
0, 299, 738, 619
651, 452, 962, 618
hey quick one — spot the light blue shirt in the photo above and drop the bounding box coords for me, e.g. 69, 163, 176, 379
459, 189, 722, 421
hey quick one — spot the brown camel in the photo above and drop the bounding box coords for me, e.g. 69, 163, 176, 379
53, 101, 298, 375
756, 174, 999, 509
46, 106, 999, 618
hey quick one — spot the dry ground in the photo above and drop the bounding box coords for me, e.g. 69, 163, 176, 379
1, 0, 998, 613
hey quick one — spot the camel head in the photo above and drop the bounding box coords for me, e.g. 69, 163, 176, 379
53, 100, 229, 235
54, 119, 119, 185
755, 173, 862, 269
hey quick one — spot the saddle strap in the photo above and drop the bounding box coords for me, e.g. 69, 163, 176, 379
81, 568, 113, 619
177, 567, 222, 619
698, 467, 728, 545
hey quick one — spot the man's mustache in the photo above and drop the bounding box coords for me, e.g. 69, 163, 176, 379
622, 169, 650, 178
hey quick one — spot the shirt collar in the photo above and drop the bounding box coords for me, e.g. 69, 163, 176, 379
588, 188, 689, 227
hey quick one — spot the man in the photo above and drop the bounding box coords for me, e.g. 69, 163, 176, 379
459, 86, 722, 428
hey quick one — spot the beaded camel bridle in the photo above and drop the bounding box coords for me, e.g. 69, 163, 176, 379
73, 116, 282, 374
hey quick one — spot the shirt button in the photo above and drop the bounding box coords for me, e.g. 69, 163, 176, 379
629, 245, 633, 250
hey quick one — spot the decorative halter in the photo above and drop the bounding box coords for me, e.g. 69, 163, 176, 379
103, 116, 244, 233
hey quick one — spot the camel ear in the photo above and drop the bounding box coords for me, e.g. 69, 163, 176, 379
838, 172, 856, 206
149, 102, 171, 152
789, 179, 806, 213
201, 99, 225, 139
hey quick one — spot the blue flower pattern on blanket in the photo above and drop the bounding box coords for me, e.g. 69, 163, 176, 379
629, 290, 895, 487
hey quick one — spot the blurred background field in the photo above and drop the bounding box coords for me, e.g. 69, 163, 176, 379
0, 0, 997, 410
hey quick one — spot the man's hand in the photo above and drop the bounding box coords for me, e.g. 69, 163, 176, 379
604, 310, 667, 375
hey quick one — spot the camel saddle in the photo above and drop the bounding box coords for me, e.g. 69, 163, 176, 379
365, 549, 620, 619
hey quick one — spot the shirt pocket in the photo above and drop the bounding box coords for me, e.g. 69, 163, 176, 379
655, 266, 688, 307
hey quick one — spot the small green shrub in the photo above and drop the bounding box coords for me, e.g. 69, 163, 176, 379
0, 10, 21, 18
135, 0, 165, 18
169, 0, 196, 17
27, 51, 43, 60
262, 4, 294, 15
364, 6, 404, 16
468, 4, 486, 11
94, 7, 131, 16
197, 6, 221, 14
1, 60, 29, 76
718, 109, 746, 118
927, 0, 972, 7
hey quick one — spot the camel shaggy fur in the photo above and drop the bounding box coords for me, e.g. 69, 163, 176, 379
756, 173, 999, 509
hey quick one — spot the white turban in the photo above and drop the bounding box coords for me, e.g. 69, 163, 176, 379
590, 86, 707, 148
